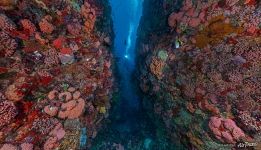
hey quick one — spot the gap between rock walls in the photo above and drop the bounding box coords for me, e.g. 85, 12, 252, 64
0, 0, 260, 150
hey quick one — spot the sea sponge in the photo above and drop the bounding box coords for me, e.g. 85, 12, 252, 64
208, 117, 246, 144
44, 87, 85, 119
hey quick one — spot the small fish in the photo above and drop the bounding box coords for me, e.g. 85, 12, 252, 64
175, 39, 182, 49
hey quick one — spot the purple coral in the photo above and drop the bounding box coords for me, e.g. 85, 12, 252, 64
0, 100, 17, 129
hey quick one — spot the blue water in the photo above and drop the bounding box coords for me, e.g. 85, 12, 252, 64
111, 0, 143, 110
91, 1, 179, 149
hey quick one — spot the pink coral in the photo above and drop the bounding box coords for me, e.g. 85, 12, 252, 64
44, 123, 65, 150
67, 22, 82, 36
44, 87, 85, 119
49, 123, 65, 140
209, 116, 245, 143
44, 137, 59, 150
0, 144, 18, 150
0, 100, 17, 128
20, 143, 33, 150
0, 31, 17, 56
168, 0, 206, 28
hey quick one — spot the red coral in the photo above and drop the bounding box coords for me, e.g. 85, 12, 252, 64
20, 19, 36, 35
60, 47, 72, 55
52, 37, 65, 49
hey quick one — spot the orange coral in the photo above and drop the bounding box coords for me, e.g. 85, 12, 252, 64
0, 0, 17, 10
39, 16, 54, 34
195, 15, 243, 48
150, 57, 165, 79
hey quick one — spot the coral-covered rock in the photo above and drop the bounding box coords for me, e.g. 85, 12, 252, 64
0, 0, 114, 149
137, 0, 260, 149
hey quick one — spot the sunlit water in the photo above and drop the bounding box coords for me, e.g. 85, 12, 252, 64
91, 1, 179, 149
112, 0, 143, 110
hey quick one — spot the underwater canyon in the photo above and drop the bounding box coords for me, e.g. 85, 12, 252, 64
0, 0, 260, 150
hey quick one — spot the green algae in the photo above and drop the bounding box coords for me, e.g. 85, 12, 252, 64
173, 109, 193, 127
157, 50, 168, 61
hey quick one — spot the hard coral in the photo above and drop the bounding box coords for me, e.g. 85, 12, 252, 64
0, 100, 17, 129
39, 16, 54, 34
32, 117, 59, 135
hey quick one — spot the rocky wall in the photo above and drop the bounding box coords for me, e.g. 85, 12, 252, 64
137, 0, 260, 149
0, 0, 114, 149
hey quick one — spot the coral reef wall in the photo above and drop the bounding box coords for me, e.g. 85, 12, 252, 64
137, 0, 260, 149
0, 0, 114, 149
